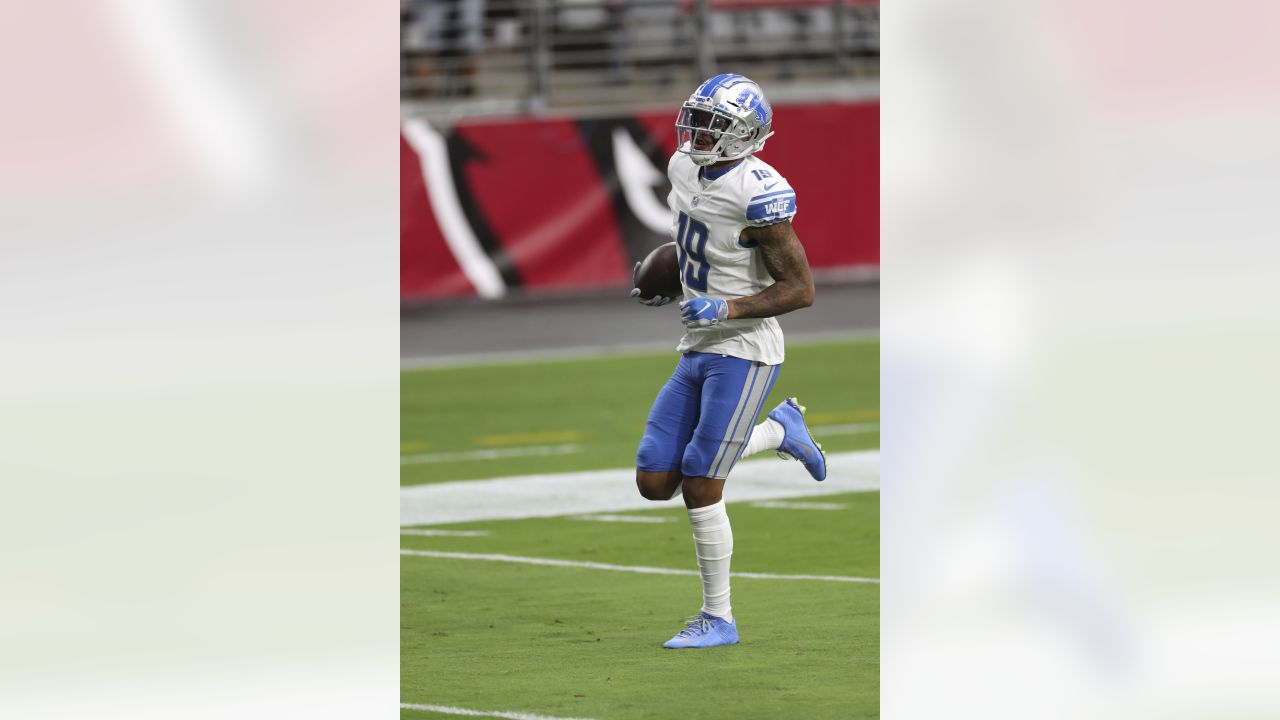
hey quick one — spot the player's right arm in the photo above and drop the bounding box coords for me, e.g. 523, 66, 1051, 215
679, 219, 814, 327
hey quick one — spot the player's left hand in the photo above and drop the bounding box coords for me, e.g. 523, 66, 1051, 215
680, 296, 729, 327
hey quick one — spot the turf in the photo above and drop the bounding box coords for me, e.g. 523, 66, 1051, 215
400, 491, 879, 580
401, 337, 880, 718
401, 492, 879, 720
401, 338, 879, 485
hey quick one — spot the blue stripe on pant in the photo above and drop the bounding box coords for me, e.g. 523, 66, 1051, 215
637, 352, 780, 481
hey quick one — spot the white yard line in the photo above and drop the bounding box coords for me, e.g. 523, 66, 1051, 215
401, 444, 582, 465
400, 529, 490, 537
810, 422, 880, 436
401, 450, 879, 526
573, 514, 675, 524
400, 702, 597, 720
401, 330, 879, 370
749, 500, 848, 510
401, 549, 879, 584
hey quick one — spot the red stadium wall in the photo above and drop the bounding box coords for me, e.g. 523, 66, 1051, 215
402, 101, 879, 300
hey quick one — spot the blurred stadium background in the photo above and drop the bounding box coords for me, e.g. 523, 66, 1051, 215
400, 2, 879, 718
9, 3, 1277, 719
400, 0, 878, 356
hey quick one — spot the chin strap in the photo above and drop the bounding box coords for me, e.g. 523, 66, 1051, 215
735, 131, 774, 158
719, 131, 775, 163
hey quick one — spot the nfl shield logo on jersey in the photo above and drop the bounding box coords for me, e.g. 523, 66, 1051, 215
691, 196, 701, 207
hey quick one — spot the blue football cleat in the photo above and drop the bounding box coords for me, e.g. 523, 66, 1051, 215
662, 612, 739, 649
768, 397, 828, 481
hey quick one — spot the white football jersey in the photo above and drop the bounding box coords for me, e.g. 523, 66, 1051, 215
666, 152, 799, 365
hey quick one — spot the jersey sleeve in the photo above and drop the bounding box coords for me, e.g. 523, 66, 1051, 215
743, 176, 798, 227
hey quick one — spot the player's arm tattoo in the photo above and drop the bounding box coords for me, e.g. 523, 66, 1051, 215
727, 220, 816, 320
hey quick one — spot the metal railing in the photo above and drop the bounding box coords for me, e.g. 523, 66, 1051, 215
402, 0, 878, 120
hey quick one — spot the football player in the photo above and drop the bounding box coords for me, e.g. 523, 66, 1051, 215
630, 74, 828, 649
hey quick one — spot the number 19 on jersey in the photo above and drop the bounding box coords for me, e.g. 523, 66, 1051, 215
675, 211, 710, 292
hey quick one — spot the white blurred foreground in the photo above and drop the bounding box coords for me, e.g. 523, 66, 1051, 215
2, 0, 1279, 717
883, 0, 1280, 717
0, 3, 397, 719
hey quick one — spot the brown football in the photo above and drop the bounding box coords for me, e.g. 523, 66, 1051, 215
634, 242, 682, 301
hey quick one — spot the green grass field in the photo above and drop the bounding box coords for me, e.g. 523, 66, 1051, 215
402, 338, 879, 485
401, 339, 879, 719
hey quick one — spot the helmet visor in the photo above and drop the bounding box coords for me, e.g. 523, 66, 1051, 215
676, 106, 734, 152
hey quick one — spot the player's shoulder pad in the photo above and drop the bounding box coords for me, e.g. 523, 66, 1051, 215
739, 157, 798, 227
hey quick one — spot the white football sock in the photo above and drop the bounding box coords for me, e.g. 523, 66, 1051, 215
741, 418, 785, 457
688, 499, 733, 622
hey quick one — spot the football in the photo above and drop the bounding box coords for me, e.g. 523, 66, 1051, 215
634, 242, 682, 301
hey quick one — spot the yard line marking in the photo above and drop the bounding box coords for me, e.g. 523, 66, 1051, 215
810, 422, 880, 436
401, 450, 879, 526
400, 702, 597, 720
401, 330, 879, 370
806, 409, 879, 423
400, 529, 489, 537
401, 444, 582, 465
401, 549, 879, 584
475, 430, 585, 447
572, 514, 675, 524
749, 500, 847, 510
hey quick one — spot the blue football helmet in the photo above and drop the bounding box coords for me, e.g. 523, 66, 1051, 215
675, 74, 775, 166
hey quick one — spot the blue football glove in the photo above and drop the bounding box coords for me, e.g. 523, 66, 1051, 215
680, 296, 729, 327
630, 261, 674, 307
